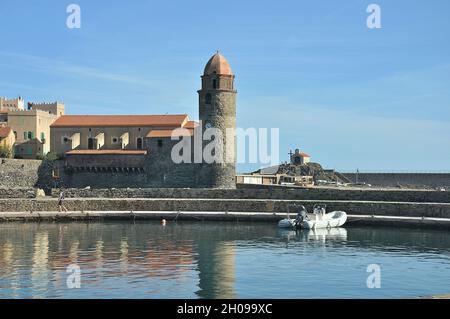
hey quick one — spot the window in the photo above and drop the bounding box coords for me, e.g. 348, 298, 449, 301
88, 138, 95, 150
212, 79, 217, 89
41, 132, 45, 140
205, 93, 212, 105
13, 131, 17, 139
157, 139, 163, 148
62, 136, 71, 144
137, 137, 143, 150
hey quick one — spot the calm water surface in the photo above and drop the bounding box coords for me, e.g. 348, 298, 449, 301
0, 221, 449, 298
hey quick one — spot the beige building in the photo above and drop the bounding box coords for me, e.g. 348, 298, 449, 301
236, 173, 314, 187
0, 97, 24, 112
14, 138, 44, 159
0, 100, 65, 159
50, 114, 196, 157
7, 109, 59, 158
0, 127, 15, 158
236, 174, 278, 185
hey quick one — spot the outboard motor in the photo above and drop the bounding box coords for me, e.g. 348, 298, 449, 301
294, 206, 308, 228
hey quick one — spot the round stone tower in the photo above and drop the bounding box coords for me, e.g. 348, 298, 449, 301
198, 52, 236, 188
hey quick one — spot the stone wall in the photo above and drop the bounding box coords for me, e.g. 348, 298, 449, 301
51, 186, 450, 203
0, 188, 36, 198
60, 137, 236, 189
145, 137, 200, 187
342, 173, 450, 188
61, 171, 149, 188
0, 158, 43, 188
66, 153, 146, 168
1, 198, 450, 219
0, 158, 58, 194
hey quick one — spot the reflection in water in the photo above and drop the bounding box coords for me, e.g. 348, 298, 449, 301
0, 222, 449, 298
3, 242, 13, 265
2, 241, 19, 298
95, 240, 104, 269
196, 241, 236, 299
279, 227, 348, 244
31, 232, 49, 299
120, 240, 128, 273
69, 240, 80, 263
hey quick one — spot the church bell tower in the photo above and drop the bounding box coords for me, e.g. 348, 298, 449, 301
198, 52, 237, 188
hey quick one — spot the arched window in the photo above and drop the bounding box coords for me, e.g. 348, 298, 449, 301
212, 79, 217, 89
205, 93, 212, 105
137, 137, 143, 150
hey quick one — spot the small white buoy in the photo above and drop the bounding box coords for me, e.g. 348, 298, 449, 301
161, 219, 166, 226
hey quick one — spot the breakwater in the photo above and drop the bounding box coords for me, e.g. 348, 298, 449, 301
1, 185, 449, 229
1, 198, 450, 217
1, 207, 450, 230
49, 186, 450, 203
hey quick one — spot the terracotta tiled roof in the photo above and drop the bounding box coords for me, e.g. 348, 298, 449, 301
183, 120, 199, 129
204, 53, 233, 76
0, 127, 12, 138
51, 115, 189, 128
299, 152, 311, 157
147, 129, 193, 138
66, 150, 147, 155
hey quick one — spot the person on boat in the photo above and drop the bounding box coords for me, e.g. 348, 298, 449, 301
58, 189, 68, 212
294, 206, 308, 227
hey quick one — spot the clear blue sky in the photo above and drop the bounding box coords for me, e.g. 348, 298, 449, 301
1, 0, 449, 173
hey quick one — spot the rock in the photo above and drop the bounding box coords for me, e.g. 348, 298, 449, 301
84, 186, 91, 190
26, 190, 35, 198
36, 188, 46, 197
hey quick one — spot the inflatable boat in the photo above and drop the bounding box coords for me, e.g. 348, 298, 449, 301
278, 204, 347, 230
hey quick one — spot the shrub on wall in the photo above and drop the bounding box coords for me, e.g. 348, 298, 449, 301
0, 145, 13, 158
37, 152, 59, 162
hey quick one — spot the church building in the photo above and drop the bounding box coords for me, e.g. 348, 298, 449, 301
49, 53, 237, 189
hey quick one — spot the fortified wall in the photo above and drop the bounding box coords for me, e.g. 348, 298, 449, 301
342, 172, 450, 188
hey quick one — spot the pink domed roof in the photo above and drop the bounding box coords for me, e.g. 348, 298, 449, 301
203, 52, 233, 76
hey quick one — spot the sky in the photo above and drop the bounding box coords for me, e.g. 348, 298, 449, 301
1, 0, 449, 173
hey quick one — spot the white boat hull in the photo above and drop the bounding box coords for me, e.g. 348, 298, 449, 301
278, 211, 347, 229
303, 211, 347, 229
